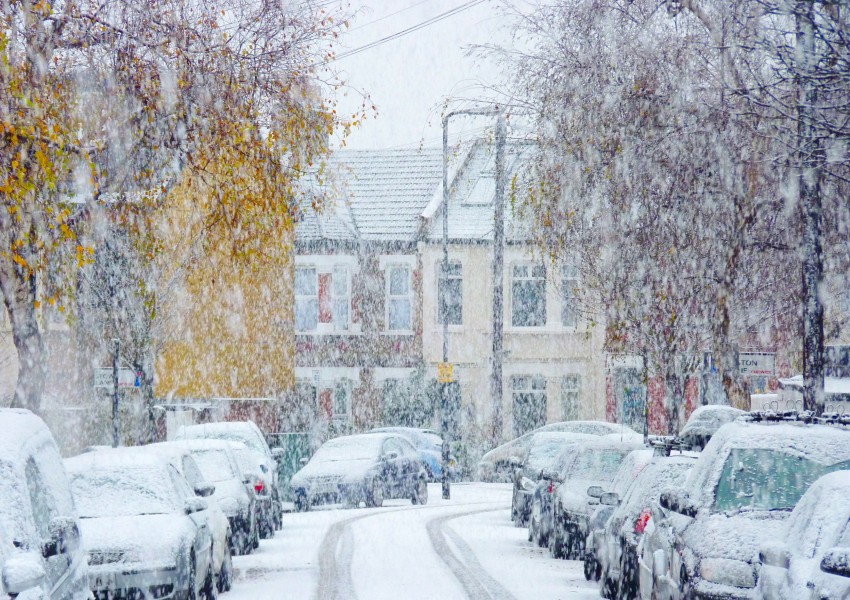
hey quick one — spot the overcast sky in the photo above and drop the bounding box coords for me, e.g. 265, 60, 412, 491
325, 0, 521, 150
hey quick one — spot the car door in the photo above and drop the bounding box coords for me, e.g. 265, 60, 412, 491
380, 439, 404, 498
169, 467, 212, 581
396, 438, 420, 490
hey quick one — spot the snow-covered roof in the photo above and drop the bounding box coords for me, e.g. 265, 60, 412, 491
316, 148, 444, 242
295, 196, 358, 243
778, 375, 850, 396
423, 140, 536, 243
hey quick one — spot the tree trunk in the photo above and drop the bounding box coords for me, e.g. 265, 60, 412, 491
0, 264, 45, 413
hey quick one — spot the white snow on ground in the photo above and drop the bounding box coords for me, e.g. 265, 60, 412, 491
228, 483, 601, 599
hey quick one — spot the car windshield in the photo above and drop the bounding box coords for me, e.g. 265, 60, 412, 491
713, 449, 850, 512
526, 438, 569, 473
422, 433, 442, 448
312, 437, 382, 463
71, 466, 180, 518
191, 449, 236, 482
567, 448, 631, 482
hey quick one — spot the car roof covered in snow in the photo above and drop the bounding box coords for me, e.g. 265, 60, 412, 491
784, 470, 850, 559
0, 409, 53, 459
65, 447, 170, 474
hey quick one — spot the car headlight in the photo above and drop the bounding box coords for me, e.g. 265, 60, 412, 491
218, 497, 239, 517
520, 477, 536, 492
699, 558, 755, 588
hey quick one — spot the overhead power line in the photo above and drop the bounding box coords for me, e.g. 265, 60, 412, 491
321, 0, 489, 66
346, 0, 434, 34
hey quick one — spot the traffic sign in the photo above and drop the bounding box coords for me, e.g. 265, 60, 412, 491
94, 368, 140, 390
437, 363, 454, 383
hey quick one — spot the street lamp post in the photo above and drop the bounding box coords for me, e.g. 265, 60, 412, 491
440, 106, 503, 500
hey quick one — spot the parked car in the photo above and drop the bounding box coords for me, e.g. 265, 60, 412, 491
370, 427, 457, 482
0, 409, 90, 600
581, 446, 657, 582
676, 405, 745, 451
290, 433, 429, 510
527, 440, 595, 549
594, 454, 695, 599
266, 432, 312, 502
229, 443, 277, 539
549, 437, 646, 560
643, 419, 850, 600
511, 431, 596, 526
756, 470, 850, 600
478, 421, 640, 482
175, 421, 283, 537
65, 449, 216, 600
168, 439, 259, 556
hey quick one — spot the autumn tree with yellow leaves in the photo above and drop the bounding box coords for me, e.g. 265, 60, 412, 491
2, 0, 358, 414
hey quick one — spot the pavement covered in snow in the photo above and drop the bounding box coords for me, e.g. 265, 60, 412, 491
228, 483, 598, 599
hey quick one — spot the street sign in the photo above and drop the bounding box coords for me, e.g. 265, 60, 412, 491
94, 368, 140, 390
437, 363, 454, 383
738, 353, 776, 376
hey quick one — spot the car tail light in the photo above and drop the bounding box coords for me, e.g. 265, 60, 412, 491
548, 482, 554, 494
635, 509, 652, 534
254, 479, 265, 494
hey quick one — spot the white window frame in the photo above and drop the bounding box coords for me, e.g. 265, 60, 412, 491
510, 263, 547, 329
561, 264, 580, 328
437, 260, 463, 327
294, 262, 354, 334
332, 266, 350, 331
561, 374, 581, 420
385, 264, 413, 333
295, 266, 319, 332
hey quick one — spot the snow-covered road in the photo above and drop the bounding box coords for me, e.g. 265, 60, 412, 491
228, 483, 598, 599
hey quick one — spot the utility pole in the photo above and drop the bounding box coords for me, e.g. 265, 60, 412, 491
491, 114, 506, 446
112, 338, 120, 447
440, 106, 502, 500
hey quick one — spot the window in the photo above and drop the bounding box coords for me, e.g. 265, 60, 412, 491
295, 266, 350, 332
511, 375, 547, 436
438, 261, 463, 326
561, 265, 579, 327
386, 265, 412, 331
512, 264, 546, 327
561, 375, 581, 420
25, 457, 56, 538
295, 267, 318, 331
333, 379, 351, 418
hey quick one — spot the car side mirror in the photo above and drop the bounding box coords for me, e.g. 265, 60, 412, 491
587, 485, 605, 499
43, 516, 80, 558
759, 542, 791, 569
194, 483, 215, 498
659, 489, 699, 518
184, 497, 208, 514
271, 448, 285, 461
2, 556, 46, 595
600, 492, 619, 506
508, 455, 523, 467
382, 451, 399, 461
821, 547, 850, 578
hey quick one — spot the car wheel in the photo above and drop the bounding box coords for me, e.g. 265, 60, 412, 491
218, 540, 233, 592
295, 491, 310, 513
251, 520, 260, 550
679, 567, 695, 600
365, 478, 384, 508
549, 523, 565, 559
202, 546, 218, 600
411, 477, 428, 505
600, 566, 618, 600
583, 555, 597, 581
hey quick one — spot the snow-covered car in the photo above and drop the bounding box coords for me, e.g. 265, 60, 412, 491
65, 449, 216, 600
549, 437, 646, 560
478, 421, 639, 482
168, 440, 259, 556
511, 431, 596, 527
756, 470, 850, 600
290, 433, 429, 510
175, 421, 283, 537
228, 443, 277, 539
139, 442, 233, 591
645, 420, 850, 600
0, 409, 90, 600
676, 405, 745, 451
527, 440, 595, 549
594, 454, 695, 599
370, 427, 457, 482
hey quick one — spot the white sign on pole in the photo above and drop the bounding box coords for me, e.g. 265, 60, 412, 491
739, 353, 776, 377
94, 368, 140, 390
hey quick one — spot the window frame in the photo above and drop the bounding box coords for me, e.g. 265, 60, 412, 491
437, 260, 463, 327
295, 264, 352, 334
385, 264, 413, 333
511, 263, 547, 328
561, 264, 580, 328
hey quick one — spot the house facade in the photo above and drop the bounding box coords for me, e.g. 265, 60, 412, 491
418, 141, 608, 445
291, 149, 442, 438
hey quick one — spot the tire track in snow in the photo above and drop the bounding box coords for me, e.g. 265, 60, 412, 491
314, 500, 505, 600
427, 509, 519, 600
